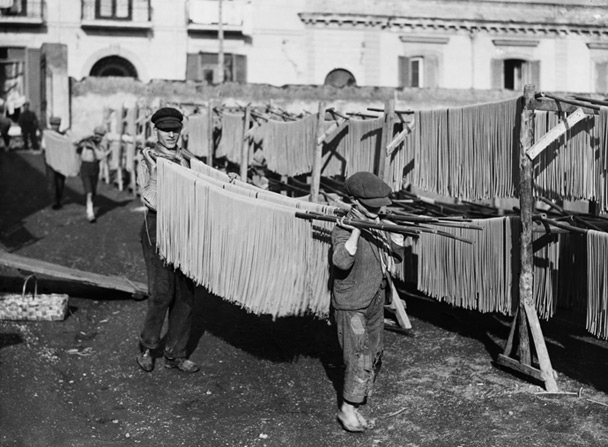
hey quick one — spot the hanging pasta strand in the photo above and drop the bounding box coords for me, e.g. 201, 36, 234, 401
216, 111, 246, 163
587, 230, 608, 339
185, 111, 210, 158
43, 130, 80, 177
388, 97, 520, 200
254, 114, 318, 176
156, 158, 336, 318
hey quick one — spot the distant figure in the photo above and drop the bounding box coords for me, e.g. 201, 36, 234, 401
75, 126, 109, 222
0, 108, 11, 151
42, 116, 80, 210
17, 101, 39, 151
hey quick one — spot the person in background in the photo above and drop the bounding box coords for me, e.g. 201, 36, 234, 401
0, 106, 11, 151
330, 171, 405, 433
42, 116, 69, 209
75, 125, 109, 222
17, 101, 39, 151
135, 107, 199, 374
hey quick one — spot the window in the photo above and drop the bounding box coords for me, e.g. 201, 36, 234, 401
186, 52, 247, 84
492, 58, 540, 90
90, 56, 138, 78
0, 0, 26, 16
399, 55, 438, 88
96, 0, 132, 20
324, 69, 356, 88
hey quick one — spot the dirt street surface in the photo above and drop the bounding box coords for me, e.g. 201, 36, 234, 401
1, 150, 607, 447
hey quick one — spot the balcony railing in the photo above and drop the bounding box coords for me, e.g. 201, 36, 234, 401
81, 0, 151, 29
0, 0, 45, 25
187, 0, 251, 34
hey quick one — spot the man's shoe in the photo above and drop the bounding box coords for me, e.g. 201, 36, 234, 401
164, 357, 200, 373
136, 348, 154, 372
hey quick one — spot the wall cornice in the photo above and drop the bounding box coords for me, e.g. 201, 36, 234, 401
298, 13, 608, 37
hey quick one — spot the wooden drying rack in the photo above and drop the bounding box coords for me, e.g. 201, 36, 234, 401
495, 85, 603, 392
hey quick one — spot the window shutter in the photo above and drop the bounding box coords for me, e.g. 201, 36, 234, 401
529, 60, 540, 87
491, 59, 503, 89
11, 0, 22, 14
596, 61, 608, 94
398, 56, 410, 87
186, 53, 201, 81
25, 47, 41, 118
424, 54, 439, 88
234, 54, 247, 83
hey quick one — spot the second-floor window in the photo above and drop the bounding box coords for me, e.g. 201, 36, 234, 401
0, 0, 26, 16
492, 58, 540, 90
399, 55, 438, 89
96, 0, 132, 20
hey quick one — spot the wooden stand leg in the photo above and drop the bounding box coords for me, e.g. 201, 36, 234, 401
496, 303, 558, 392
523, 300, 558, 391
385, 275, 412, 330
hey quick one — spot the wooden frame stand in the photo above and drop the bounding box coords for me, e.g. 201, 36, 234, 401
495, 84, 559, 392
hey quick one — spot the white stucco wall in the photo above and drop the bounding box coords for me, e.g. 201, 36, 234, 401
2, 0, 607, 92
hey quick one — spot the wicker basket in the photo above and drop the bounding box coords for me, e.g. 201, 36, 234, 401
0, 275, 69, 321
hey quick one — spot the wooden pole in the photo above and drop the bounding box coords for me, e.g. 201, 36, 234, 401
310, 101, 325, 202
518, 84, 558, 392
239, 105, 251, 180
208, 101, 214, 165
379, 97, 412, 330
378, 98, 395, 181
217, 0, 224, 84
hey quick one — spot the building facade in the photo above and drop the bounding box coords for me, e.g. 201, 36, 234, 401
1, 0, 608, 106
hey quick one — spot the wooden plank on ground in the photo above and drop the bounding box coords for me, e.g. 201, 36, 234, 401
0, 250, 148, 297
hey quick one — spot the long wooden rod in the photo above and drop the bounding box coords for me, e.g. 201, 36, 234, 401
536, 92, 600, 112
383, 213, 482, 230
296, 212, 473, 244
239, 105, 251, 179
310, 101, 325, 202
571, 95, 608, 107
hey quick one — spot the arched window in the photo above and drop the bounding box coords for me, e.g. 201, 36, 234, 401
324, 69, 356, 88
90, 56, 138, 79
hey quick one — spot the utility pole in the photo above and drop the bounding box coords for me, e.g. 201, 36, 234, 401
217, 0, 225, 84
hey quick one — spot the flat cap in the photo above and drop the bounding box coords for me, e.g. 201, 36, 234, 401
151, 107, 183, 131
94, 125, 107, 136
344, 171, 392, 208
49, 116, 61, 125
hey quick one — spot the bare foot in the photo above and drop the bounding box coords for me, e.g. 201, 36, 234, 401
337, 402, 366, 432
